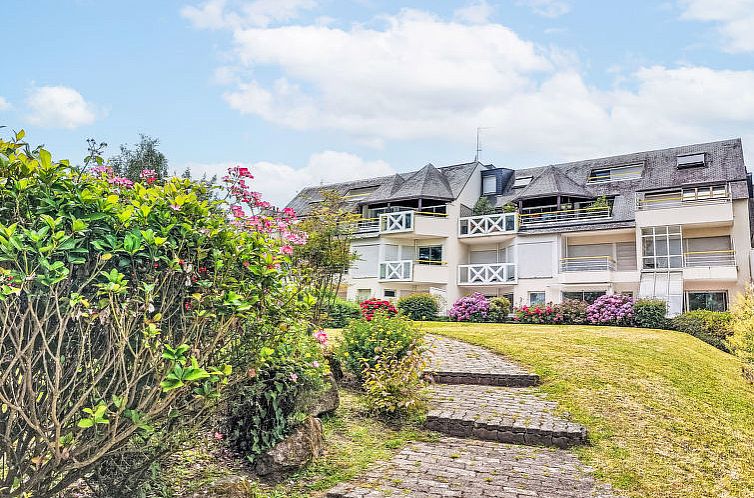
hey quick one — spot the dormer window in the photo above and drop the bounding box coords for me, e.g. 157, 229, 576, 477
513, 176, 532, 188
588, 163, 643, 183
677, 153, 706, 168
482, 175, 497, 194
344, 186, 378, 199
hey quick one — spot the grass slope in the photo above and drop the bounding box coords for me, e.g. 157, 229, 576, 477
423, 322, 754, 498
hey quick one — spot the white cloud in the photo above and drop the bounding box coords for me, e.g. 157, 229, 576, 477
454, 1, 495, 24
516, 0, 571, 18
0, 97, 10, 111
680, 0, 754, 52
199, 6, 754, 164
25, 86, 98, 129
181, 0, 316, 29
181, 150, 394, 206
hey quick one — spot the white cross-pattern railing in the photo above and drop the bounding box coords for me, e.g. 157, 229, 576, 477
458, 263, 517, 285
379, 211, 414, 233
459, 212, 517, 237
378, 260, 413, 281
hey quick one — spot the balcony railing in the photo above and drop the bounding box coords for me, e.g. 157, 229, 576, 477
560, 256, 616, 272
459, 212, 517, 237
378, 210, 448, 234
378, 260, 413, 281
458, 263, 517, 285
683, 250, 736, 267
635, 188, 731, 210
518, 206, 611, 226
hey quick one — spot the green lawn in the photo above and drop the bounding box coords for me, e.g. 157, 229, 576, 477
422, 321, 754, 498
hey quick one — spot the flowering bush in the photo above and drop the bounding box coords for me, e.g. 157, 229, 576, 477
586, 294, 635, 325
0, 131, 317, 497
559, 299, 589, 324
360, 298, 398, 321
448, 292, 489, 322
513, 303, 564, 324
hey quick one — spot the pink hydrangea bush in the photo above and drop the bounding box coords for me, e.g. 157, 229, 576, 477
586, 294, 635, 325
449, 292, 489, 322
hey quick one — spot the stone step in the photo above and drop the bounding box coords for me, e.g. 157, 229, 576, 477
326, 437, 620, 498
425, 384, 587, 448
427, 336, 540, 387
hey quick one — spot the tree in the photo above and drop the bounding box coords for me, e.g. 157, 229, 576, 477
472, 196, 496, 215
293, 190, 361, 324
109, 134, 168, 181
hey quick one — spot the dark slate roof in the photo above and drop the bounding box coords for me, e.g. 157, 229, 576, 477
287, 161, 485, 216
490, 138, 748, 233
512, 165, 592, 200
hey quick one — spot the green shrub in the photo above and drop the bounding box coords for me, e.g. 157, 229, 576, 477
487, 296, 511, 322
362, 340, 427, 417
397, 293, 438, 321
634, 299, 669, 329
673, 310, 733, 352
324, 299, 361, 328
560, 299, 588, 324
338, 312, 424, 383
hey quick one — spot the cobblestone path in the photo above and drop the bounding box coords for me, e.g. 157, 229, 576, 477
326, 336, 621, 498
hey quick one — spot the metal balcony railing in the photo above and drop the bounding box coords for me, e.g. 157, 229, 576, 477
635, 187, 731, 210
459, 212, 517, 237
458, 263, 517, 285
378, 260, 413, 281
518, 206, 611, 226
560, 256, 616, 272
683, 250, 736, 267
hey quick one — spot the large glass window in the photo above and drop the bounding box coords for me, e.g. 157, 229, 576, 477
562, 291, 606, 303
642, 226, 683, 270
417, 245, 443, 265
687, 292, 728, 312
482, 175, 497, 194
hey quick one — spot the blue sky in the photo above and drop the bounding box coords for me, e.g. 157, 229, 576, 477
3, 0, 754, 204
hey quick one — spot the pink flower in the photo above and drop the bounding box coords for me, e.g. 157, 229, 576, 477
214, 431, 224, 440
170, 204, 181, 211
290, 373, 298, 382
279, 244, 293, 255
313, 330, 328, 345
312, 361, 320, 368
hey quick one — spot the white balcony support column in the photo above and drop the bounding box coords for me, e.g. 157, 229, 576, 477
379, 260, 413, 281
459, 212, 518, 237
458, 263, 517, 285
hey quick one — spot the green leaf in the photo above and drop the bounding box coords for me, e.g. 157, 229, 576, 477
77, 419, 94, 428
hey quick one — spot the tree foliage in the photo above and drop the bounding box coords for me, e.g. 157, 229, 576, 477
109, 134, 168, 182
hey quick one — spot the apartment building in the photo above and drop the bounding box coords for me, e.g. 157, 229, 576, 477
286, 139, 753, 315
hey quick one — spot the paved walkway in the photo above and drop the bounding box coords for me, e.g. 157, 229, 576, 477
326, 335, 621, 498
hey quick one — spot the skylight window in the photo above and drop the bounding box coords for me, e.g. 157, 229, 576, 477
587, 163, 643, 183
513, 176, 532, 188
677, 153, 706, 168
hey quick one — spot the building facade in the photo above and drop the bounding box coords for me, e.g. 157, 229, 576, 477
287, 139, 754, 315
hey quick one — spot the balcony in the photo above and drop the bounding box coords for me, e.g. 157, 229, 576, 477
518, 206, 611, 227
378, 260, 449, 284
682, 250, 738, 282
378, 210, 450, 238
458, 213, 517, 241
634, 188, 733, 227
458, 263, 517, 286
559, 256, 638, 284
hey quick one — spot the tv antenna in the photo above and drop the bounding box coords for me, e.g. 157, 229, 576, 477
474, 127, 492, 162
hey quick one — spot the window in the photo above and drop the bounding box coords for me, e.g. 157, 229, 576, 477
562, 291, 606, 303
588, 163, 643, 183
677, 153, 706, 168
417, 245, 443, 265
687, 291, 728, 312
482, 175, 497, 195
384, 289, 397, 298
513, 176, 533, 188
345, 186, 378, 199
641, 225, 683, 270
356, 289, 371, 301
529, 292, 546, 305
